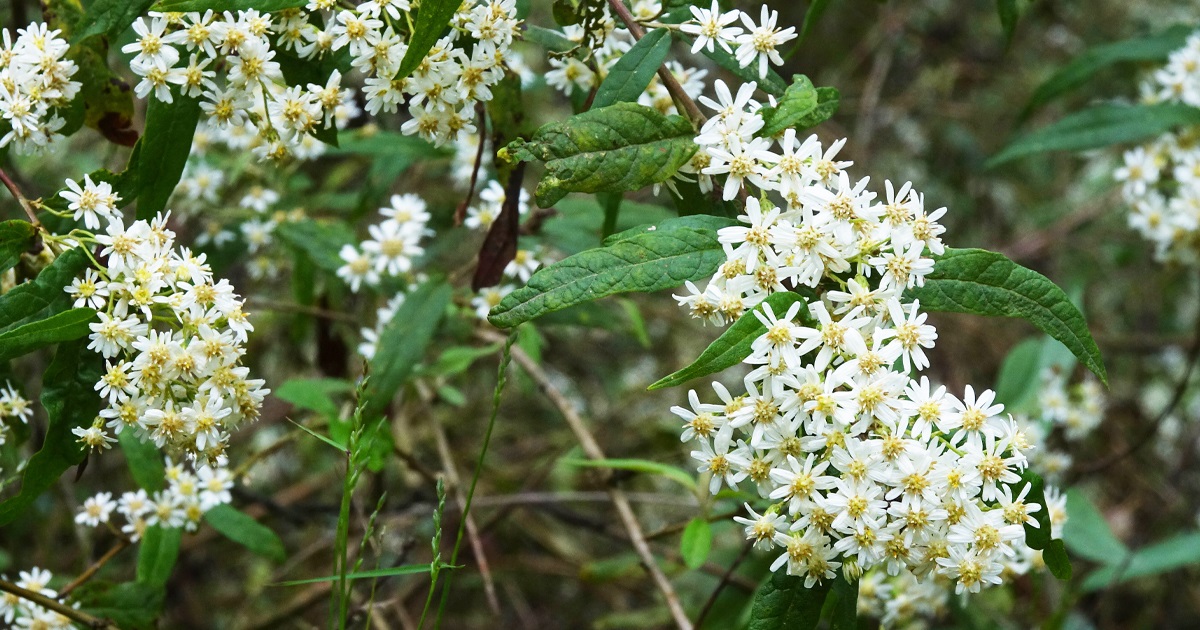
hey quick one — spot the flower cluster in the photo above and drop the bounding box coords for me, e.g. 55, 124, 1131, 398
670, 77, 1049, 594
0, 567, 75, 628
0, 381, 34, 447
59, 178, 268, 464
127, 0, 520, 161
336, 193, 434, 292
1114, 31, 1200, 265
0, 23, 80, 154
76, 458, 234, 541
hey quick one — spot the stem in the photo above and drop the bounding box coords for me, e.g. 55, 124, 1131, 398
432, 332, 516, 628
454, 104, 489, 227
694, 540, 753, 628
0, 579, 117, 629
0, 166, 39, 225
57, 539, 132, 598
478, 329, 695, 630
606, 0, 707, 127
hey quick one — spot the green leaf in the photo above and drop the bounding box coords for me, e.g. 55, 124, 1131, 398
680, 517, 712, 570
287, 418, 347, 452
757, 75, 819, 137
506, 102, 698, 207
137, 91, 201, 219
561, 457, 697, 493
330, 131, 445, 159
76, 581, 165, 630
0, 220, 36, 273
592, 29, 672, 108
488, 215, 735, 328
794, 86, 840, 131
749, 570, 833, 630
989, 103, 1200, 168
0, 339, 104, 525
364, 281, 454, 417
649, 291, 811, 391
1064, 489, 1128, 564
393, 0, 460, 81
273, 564, 433, 586
0, 307, 95, 362
151, 0, 307, 10
825, 576, 858, 630
0, 247, 90, 333
701, 47, 789, 97
997, 0, 1019, 44
1081, 532, 1200, 590
1044, 539, 1073, 581
72, 0, 156, 42
1013, 468, 1053, 551
425, 345, 502, 378
137, 525, 182, 588
599, 192, 623, 240
994, 335, 1076, 412
1023, 25, 1195, 116
906, 248, 1107, 385
204, 504, 287, 562
274, 378, 352, 418
120, 430, 166, 492
275, 219, 357, 274
800, 0, 832, 42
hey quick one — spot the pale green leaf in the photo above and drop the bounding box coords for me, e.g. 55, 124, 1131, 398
561, 458, 697, 493
1064, 489, 1128, 564
680, 517, 712, 570
364, 281, 454, 417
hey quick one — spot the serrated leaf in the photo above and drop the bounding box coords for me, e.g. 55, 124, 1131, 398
363, 281, 454, 417
1023, 24, 1195, 116
905, 248, 1107, 385
0, 307, 95, 362
592, 29, 673, 108
0, 220, 36, 273
749, 570, 833, 630
120, 430, 166, 492
989, 103, 1200, 168
72, 0, 156, 42
76, 581, 164, 630
701, 46, 789, 97
273, 564, 433, 586
137, 525, 181, 588
138, 91, 201, 219
488, 215, 735, 328
0, 338, 104, 525
393, 0, 461, 81
561, 457, 697, 493
757, 75, 819, 137
1064, 489, 1128, 564
275, 219, 357, 274
0, 242, 90, 334
649, 291, 811, 391
507, 102, 698, 207
204, 504, 287, 562
680, 517, 712, 570
151, 0, 307, 10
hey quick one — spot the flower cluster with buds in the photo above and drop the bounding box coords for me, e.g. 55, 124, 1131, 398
0, 567, 74, 628
0, 23, 81, 154
336, 193, 434, 292
57, 178, 268, 465
1114, 31, 1200, 265
0, 381, 34, 448
1016, 369, 1106, 479
127, 0, 520, 161
76, 458, 234, 541
670, 74, 1051, 593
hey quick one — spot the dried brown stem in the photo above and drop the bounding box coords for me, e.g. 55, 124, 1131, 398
0, 166, 39, 225
478, 328, 694, 630
57, 539, 132, 598
0, 578, 117, 629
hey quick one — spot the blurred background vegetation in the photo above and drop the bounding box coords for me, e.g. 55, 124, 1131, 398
4, 0, 1200, 628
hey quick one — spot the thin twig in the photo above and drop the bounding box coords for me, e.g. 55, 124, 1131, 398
1077, 302, 1200, 474
694, 540, 753, 629
478, 329, 694, 630
0, 165, 39, 225
58, 539, 132, 598
0, 578, 117, 629
454, 104, 489, 227
430, 409, 501, 616
606, 0, 706, 127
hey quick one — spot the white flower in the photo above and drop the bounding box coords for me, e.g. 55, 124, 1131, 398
77, 492, 117, 526
680, 1, 743, 54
